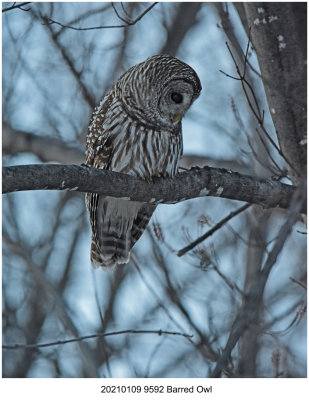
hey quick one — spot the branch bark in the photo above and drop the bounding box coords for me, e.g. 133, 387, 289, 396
2, 164, 303, 213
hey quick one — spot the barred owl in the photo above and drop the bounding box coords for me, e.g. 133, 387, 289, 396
86, 55, 201, 269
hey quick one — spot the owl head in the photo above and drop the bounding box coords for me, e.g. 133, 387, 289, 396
115, 55, 202, 131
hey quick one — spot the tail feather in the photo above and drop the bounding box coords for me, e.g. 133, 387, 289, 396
89, 196, 155, 269
91, 234, 130, 269
130, 206, 155, 246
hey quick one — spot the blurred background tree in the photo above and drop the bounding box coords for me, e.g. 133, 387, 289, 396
2, 2, 306, 378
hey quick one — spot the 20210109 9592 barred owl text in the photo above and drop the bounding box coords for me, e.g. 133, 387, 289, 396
85, 54, 202, 269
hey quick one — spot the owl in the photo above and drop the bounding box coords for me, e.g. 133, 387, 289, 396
86, 54, 201, 269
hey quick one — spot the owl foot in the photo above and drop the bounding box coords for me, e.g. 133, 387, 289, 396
149, 173, 167, 182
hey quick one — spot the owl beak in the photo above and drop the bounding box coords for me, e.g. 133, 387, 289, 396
173, 114, 182, 122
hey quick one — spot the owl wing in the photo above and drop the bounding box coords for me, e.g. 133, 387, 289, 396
86, 125, 114, 259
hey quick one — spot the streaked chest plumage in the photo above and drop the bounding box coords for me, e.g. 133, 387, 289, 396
86, 94, 182, 178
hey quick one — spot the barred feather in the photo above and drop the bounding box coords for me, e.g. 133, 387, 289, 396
85, 55, 201, 269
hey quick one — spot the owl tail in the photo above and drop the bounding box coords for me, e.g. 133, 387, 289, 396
90, 233, 131, 269
89, 197, 155, 269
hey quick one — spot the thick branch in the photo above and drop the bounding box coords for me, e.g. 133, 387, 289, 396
161, 3, 202, 57
2, 164, 303, 213
2, 124, 84, 164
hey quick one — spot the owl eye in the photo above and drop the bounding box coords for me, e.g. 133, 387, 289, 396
171, 92, 183, 104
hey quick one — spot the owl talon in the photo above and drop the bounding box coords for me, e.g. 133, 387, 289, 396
148, 173, 166, 182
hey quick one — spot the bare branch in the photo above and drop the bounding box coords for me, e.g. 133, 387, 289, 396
40, 16, 96, 108
131, 256, 218, 363
3, 329, 192, 350
2, 164, 302, 213
42, 2, 158, 31
178, 203, 251, 256
289, 276, 307, 291
266, 302, 307, 336
2, 124, 84, 164
160, 3, 202, 57
52, 4, 110, 40
2, 2, 31, 13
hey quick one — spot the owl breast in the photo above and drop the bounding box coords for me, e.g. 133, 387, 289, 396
89, 95, 182, 178
110, 118, 182, 179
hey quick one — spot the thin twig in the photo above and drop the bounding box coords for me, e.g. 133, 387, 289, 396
289, 276, 307, 291
111, 2, 131, 24
43, 2, 158, 31
266, 302, 307, 336
131, 257, 188, 333
2, 2, 31, 13
246, 132, 279, 176
210, 246, 243, 295
221, 33, 297, 174
242, 27, 251, 78
40, 15, 96, 108
3, 329, 193, 350
178, 203, 251, 257
219, 69, 241, 81
131, 256, 218, 363
226, 223, 271, 251
255, 128, 283, 174
120, 2, 132, 20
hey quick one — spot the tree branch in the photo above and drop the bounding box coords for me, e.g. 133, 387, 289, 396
2, 124, 84, 164
3, 329, 192, 350
42, 2, 158, 31
2, 2, 31, 13
40, 14, 96, 108
2, 164, 304, 213
178, 203, 251, 256
160, 3, 202, 57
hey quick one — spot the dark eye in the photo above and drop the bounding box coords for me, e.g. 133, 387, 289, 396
171, 92, 183, 104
